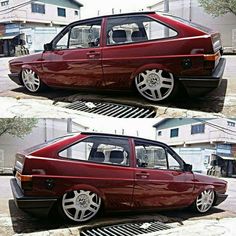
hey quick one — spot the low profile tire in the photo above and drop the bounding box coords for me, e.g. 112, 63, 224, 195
21, 69, 47, 93
60, 190, 102, 223
135, 69, 178, 102
193, 189, 215, 213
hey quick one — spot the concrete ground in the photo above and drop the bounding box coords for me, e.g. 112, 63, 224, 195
0, 56, 236, 117
0, 176, 235, 236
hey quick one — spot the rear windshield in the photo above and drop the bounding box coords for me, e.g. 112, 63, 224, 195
168, 15, 213, 33
23, 134, 76, 154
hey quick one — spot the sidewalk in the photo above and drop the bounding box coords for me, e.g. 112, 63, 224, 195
15, 217, 236, 236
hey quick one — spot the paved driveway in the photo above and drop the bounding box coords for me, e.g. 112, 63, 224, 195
0, 56, 236, 117
0, 176, 235, 236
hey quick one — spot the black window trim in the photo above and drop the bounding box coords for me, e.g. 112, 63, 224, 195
52, 19, 103, 51
57, 135, 132, 168
133, 139, 184, 171
57, 7, 66, 17
105, 14, 179, 47
170, 128, 179, 138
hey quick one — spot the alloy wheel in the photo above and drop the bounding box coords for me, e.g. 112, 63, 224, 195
135, 69, 175, 101
21, 69, 41, 92
62, 190, 101, 222
195, 189, 214, 213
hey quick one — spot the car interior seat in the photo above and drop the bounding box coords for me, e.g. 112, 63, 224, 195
89, 151, 105, 163
112, 30, 127, 44
110, 150, 126, 165
131, 31, 147, 42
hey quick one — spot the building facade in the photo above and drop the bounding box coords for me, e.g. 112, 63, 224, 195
148, 0, 236, 52
0, 0, 83, 56
0, 118, 87, 174
153, 118, 236, 176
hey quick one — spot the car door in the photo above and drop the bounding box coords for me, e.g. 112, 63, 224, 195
132, 139, 194, 209
41, 19, 104, 89
58, 135, 135, 210
102, 15, 178, 90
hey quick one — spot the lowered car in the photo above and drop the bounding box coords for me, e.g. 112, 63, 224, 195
8, 11, 226, 102
11, 132, 227, 223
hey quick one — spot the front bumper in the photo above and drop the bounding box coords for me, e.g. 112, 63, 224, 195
8, 73, 22, 85
10, 178, 58, 217
179, 58, 226, 96
214, 192, 228, 206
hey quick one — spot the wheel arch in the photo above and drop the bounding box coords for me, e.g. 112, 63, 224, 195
63, 184, 107, 208
130, 63, 174, 84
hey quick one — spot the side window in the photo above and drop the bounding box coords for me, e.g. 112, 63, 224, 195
54, 20, 102, 50
143, 20, 177, 40
135, 141, 182, 170
59, 137, 130, 166
55, 32, 69, 50
106, 15, 177, 46
135, 142, 167, 169
167, 152, 182, 170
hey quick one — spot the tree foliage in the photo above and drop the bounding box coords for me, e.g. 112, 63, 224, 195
0, 118, 38, 138
199, 0, 236, 17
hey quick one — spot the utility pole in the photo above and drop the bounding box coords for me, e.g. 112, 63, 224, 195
164, 0, 169, 13
164, 0, 170, 37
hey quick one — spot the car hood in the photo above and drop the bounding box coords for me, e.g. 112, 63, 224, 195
193, 172, 227, 186
9, 52, 43, 65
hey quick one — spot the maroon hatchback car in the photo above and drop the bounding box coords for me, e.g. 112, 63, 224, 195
11, 132, 227, 223
9, 12, 226, 102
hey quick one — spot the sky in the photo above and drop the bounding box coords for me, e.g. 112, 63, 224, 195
75, 118, 161, 140
78, 0, 157, 19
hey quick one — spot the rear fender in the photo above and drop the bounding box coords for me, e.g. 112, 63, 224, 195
65, 184, 107, 206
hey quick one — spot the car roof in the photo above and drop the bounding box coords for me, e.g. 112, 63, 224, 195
81, 11, 156, 21
80, 132, 166, 145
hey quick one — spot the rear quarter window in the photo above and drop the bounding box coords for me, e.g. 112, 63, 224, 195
106, 15, 177, 46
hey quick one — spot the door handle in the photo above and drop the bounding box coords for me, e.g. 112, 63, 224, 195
136, 172, 150, 179
86, 51, 101, 59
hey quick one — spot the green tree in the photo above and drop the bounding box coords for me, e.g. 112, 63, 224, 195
199, 0, 236, 17
0, 118, 38, 138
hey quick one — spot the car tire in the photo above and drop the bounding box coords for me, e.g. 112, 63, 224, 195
21, 69, 47, 93
135, 69, 178, 102
60, 190, 102, 223
192, 189, 215, 213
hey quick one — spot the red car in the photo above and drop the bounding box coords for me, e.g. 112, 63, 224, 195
11, 132, 227, 223
9, 12, 225, 102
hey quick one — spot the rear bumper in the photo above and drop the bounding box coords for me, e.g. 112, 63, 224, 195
8, 73, 22, 85
10, 178, 58, 217
214, 192, 228, 206
179, 58, 226, 96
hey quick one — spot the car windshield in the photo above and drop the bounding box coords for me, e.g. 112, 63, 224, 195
168, 15, 213, 33
23, 134, 76, 154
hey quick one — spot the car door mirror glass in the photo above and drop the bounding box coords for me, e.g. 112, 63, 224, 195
184, 163, 193, 172
44, 43, 53, 51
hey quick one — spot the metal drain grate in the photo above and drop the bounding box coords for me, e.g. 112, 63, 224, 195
80, 221, 172, 236
64, 101, 156, 118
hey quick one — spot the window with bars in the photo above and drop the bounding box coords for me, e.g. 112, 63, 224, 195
31, 3, 45, 14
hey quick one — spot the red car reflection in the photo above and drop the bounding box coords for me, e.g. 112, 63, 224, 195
9, 12, 226, 102
11, 132, 227, 223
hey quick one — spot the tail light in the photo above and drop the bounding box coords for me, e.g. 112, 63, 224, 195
16, 172, 33, 191
211, 34, 222, 53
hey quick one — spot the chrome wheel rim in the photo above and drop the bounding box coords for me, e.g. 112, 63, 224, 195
22, 69, 40, 92
62, 190, 101, 222
135, 69, 174, 101
196, 189, 214, 213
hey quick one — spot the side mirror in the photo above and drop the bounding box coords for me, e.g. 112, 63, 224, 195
184, 163, 192, 172
44, 42, 53, 51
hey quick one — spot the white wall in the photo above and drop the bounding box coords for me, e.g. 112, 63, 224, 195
156, 119, 236, 146
149, 0, 236, 49
0, 119, 86, 173
0, 0, 81, 25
